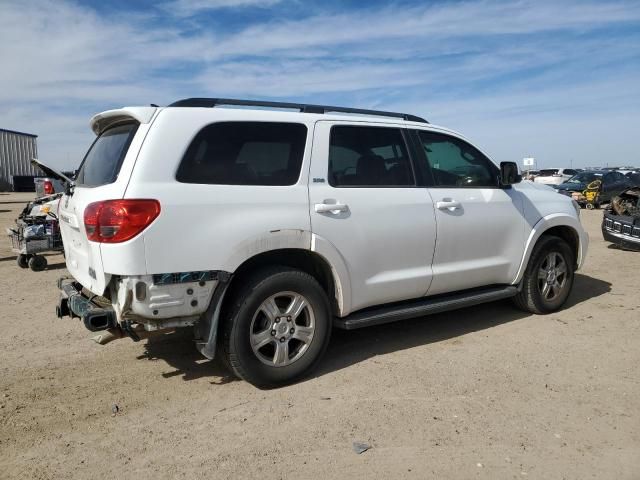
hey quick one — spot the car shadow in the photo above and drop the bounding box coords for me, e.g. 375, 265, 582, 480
136, 273, 610, 383
137, 329, 239, 384
45, 262, 67, 271
315, 273, 611, 379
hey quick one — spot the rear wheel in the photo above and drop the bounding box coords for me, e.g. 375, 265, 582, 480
513, 235, 575, 314
221, 267, 331, 388
16, 254, 29, 269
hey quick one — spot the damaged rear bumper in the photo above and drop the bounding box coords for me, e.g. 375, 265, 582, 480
57, 280, 118, 332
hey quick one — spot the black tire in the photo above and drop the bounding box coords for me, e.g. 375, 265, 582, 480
16, 254, 29, 269
513, 235, 575, 314
28, 255, 47, 272
221, 266, 332, 388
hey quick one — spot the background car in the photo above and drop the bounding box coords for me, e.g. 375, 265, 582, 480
533, 168, 580, 185
555, 170, 632, 204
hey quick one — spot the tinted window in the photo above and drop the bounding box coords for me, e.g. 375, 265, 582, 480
416, 131, 498, 187
566, 172, 602, 184
540, 169, 560, 176
177, 122, 307, 186
329, 126, 414, 187
564, 169, 577, 176
76, 123, 138, 187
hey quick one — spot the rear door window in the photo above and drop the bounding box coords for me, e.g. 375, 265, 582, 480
176, 122, 307, 186
75, 123, 139, 187
328, 126, 415, 187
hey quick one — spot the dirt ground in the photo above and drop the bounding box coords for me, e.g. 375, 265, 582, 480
0, 191, 638, 480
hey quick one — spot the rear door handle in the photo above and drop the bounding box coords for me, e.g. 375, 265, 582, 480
315, 203, 348, 214
436, 199, 461, 211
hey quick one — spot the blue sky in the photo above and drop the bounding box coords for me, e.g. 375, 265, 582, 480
1, 0, 639, 169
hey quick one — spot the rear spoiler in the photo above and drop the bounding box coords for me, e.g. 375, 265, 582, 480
31, 158, 74, 185
89, 106, 157, 135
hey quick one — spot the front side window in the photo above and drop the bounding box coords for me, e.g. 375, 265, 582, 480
176, 122, 307, 186
416, 131, 498, 187
329, 126, 414, 187
76, 123, 138, 187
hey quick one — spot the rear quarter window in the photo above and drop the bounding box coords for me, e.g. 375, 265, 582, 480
176, 122, 307, 186
75, 123, 139, 187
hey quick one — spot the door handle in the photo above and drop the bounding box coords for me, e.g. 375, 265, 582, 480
315, 203, 348, 214
436, 199, 461, 211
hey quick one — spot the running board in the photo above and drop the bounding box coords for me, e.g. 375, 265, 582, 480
335, 285, 519, 330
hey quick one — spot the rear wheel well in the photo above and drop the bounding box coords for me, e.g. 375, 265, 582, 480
224, 249, 338, 315
540, 226, 579, 268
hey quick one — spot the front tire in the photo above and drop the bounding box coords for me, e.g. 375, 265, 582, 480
221, 267, 332, 388
513, 235, 575, 314
28, 255, 47, 272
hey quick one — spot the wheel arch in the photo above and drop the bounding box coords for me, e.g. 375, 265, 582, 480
513, 214, 587, 284
225, 248, 345, 317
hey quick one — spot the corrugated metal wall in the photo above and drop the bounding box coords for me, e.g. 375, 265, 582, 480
0, 129, 39, 190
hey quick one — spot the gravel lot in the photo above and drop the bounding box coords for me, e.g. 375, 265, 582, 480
1, 191, 638, 479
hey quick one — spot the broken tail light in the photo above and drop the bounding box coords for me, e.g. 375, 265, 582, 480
84, 199, 160, 243
43, 180, 54, 195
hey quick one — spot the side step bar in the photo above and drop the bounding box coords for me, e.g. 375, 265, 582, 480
335, 285, 519, 330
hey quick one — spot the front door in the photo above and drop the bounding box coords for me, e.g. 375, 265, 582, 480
413, 129, 526, 296
309, 122, 437, 314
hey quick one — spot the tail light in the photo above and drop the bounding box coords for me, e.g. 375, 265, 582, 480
84, 199, 160, 243
43, 180, 54, 195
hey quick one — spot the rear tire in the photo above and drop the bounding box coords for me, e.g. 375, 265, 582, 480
28, 255, 47, 272
221, 267, 332, 388
513, 235, 575, 314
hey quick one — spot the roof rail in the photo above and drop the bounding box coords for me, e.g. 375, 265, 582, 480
168, 98, 428, 123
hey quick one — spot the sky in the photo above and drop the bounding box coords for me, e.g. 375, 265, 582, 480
1, 0, 639, 170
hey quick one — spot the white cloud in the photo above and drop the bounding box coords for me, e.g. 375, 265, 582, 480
162, 0, 283, 17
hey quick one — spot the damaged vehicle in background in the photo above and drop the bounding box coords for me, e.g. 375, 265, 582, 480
555, 170, 632, 207
602, 187, 640, 251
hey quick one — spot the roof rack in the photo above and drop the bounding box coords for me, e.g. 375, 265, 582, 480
168, 98, 428, 123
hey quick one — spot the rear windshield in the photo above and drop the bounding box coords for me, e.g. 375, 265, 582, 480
75, 123, 138, 187
539, 169, 560, 176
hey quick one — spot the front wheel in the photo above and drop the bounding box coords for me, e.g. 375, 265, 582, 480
221, 267, 332, 388
28, 255, 47, 272
513, 235, 575, 314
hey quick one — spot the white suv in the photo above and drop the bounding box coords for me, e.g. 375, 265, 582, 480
51, 98, 588, 388
534, 168, 580, 186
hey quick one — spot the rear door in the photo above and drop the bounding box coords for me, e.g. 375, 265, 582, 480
309, 121, 437, 314
412, 129, 526, 295
58, 122, 141, 294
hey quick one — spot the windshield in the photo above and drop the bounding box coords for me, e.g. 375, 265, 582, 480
539, 169, 559, 176
75, 123, 138, 187
566, 172, 602, 184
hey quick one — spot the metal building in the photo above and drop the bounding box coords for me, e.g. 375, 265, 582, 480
0, 128, 40, 191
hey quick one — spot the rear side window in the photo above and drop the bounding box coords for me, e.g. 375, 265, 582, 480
76, 123, 138, 187
176, 122, 307, 186
329, 126, 414, 187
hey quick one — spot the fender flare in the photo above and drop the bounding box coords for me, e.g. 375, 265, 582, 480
310, 233, 352, 316
512, 213, 588, 284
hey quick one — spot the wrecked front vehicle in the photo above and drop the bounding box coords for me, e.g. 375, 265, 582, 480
602, 187, 640, 251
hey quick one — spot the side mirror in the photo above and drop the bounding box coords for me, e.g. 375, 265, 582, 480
500, 161, 522, 186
